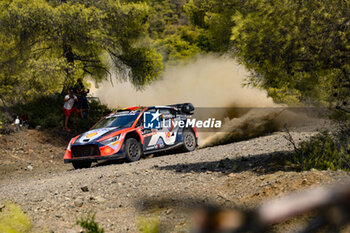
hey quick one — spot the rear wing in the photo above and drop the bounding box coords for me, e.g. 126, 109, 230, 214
168, 103, 195, 115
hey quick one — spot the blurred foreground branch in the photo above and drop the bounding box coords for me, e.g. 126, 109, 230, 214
191, 179, 350, 233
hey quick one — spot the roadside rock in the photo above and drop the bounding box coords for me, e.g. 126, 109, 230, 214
74, 199, 83, 208
27, 165, 33, 171
80, 186, 89, 192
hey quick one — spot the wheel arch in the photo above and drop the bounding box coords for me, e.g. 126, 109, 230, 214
124, 131, 142, 144
124, 131, 143, 161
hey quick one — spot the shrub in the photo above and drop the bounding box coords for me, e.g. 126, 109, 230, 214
0, 202, 33, 233
12, 95, 63, 129
137, 216, 160, 233
76, 213, 104, 233
0, 110, 7, 130
11, 94, 112, 132
68, 100, 112, 133
292, 131, 350, 171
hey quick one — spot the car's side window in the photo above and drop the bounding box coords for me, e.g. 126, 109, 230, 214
134, 112, 146, 128
135, 116, 143, 127
159, 109, 175, 119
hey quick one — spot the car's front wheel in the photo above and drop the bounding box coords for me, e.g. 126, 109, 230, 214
72, 161, 92, 169
182, 128, 196, 152
125, 138, 142, 162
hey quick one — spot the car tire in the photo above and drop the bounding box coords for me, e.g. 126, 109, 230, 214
182, 128, 196, 152
125, 138, 142, 162
72, 161, 92, 169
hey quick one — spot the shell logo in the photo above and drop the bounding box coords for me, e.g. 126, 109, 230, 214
104, 146, 113, 154
86, 132, 98, 138
166, 132, 171, 138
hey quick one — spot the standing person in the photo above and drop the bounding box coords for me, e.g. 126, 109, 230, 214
14, 116, 20, 131
74, 78, 89, 118
63, 89, 79, 132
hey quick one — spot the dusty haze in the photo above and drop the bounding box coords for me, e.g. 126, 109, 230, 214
91, 55, 276, 108
91, 55, 312, 146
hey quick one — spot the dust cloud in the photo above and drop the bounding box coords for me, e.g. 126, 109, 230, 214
201, 109, 283, 147
91, 55, 275, 108
91, 55, 310, 147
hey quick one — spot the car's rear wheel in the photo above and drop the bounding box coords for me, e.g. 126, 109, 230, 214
72, 161, 92, 169
125, 138, 142, 162
182, 128, 196, 152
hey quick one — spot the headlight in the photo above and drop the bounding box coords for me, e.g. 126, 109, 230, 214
100, 135, 120, 145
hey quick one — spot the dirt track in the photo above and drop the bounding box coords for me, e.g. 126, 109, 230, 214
0, 124, 349, 232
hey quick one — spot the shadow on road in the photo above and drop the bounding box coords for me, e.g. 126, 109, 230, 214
154, 151, 299, 175
92, 159, 125, 167
91, 149, 187, 168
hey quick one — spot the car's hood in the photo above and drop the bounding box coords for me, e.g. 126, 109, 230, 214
75, 127, 119, 144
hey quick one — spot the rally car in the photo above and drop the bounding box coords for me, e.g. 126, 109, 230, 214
64, 103, 198, 169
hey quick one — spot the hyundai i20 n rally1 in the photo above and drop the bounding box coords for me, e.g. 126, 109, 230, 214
64, 103, 198, 169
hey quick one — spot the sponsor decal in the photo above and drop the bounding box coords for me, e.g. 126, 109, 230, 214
108, 111, 138, 118
103, 146, 113, 154
147, 145, 157, 150
79, 127, 118, 144
86, 132, 98, 138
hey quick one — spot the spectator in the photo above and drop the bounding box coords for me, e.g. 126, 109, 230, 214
19, 114, 28, 127
14, 116, 20, 131
74, 78, 90, 118
63, 89, 79, 132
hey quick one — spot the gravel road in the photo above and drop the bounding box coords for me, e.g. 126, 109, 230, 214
0, 124, 349, 232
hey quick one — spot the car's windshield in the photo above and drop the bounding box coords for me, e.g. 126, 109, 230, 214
92, 113, 139, 129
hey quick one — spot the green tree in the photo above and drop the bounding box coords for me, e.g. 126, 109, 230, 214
0, 0, 163, 104
147, 0, 207, 63
185, 0, 239, 52
185, 0, 350, 106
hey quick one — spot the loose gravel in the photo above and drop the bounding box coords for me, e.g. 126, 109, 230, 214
0, 124, 349, 232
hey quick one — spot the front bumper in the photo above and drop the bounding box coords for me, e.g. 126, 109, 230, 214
64, 150, 125, 163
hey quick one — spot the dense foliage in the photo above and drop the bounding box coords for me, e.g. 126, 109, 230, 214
185, 0, 350, 106
147, 0, 207, 62
12, 95, 111, 131
292, 131, 350, 171
0, 0, 163, 104
1, 0, 349, 108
